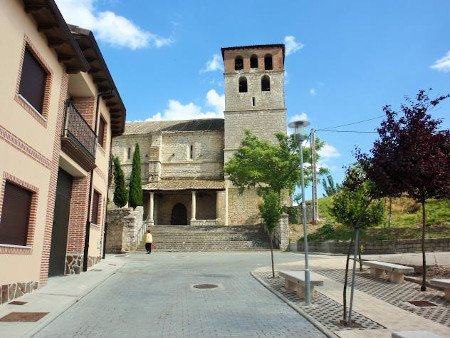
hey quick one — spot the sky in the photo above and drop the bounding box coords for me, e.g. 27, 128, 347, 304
55, 0, 450, 196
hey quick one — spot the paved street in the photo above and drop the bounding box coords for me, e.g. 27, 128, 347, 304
32, 252, 325, 337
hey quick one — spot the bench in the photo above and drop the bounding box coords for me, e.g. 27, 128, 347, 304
429, 278, 450, 300
392, 330, 443, 338
361, 260, 414, 283
278, 270, 324, 301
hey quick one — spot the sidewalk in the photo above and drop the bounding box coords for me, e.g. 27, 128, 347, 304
0, 254, 126, 338
252, 252, 450, 338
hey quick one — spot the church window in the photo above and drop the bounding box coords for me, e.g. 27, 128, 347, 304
261, 75, 270, 91
250, 55, 258, 68
239, 76, 247, 93
235, 56, 243, 70
264, 54, 273, 70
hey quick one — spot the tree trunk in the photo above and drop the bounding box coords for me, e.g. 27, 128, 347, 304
269, 232, 275, 278
343, 233, 355, 321
421, 199, 427, 291
388, 196, 392, 228
358, 242, 363, 272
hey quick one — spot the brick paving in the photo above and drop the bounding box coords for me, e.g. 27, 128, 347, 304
316, 268, 450, 327
33, 252, 326, 338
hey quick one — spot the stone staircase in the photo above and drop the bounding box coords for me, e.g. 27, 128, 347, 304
138, 224, 272, 252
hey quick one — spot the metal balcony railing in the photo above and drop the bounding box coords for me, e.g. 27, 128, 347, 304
61, 100, 96, 170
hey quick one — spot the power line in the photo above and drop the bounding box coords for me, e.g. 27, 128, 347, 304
316, 129, 378, 134
321, 115, 384, 130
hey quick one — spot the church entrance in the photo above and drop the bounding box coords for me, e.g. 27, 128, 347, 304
171, 203, 187, 225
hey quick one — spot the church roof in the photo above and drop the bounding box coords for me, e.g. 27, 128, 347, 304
143, 179, 225, 191
124, 118, 224, 135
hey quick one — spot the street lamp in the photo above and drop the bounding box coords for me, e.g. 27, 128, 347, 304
288, 118, 311, 305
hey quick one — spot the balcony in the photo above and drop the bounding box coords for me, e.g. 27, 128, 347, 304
61, 100, 97, 171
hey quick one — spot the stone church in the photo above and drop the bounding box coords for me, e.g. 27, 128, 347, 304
112, 44, 287, 226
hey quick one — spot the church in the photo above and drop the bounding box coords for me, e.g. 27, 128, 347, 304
112, 44, 287, 226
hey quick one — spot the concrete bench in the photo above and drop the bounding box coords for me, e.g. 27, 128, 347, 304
429, 278, 450, 300
278, 270, 324, 301
362, 260, 414, 283
392, 330, 443, 338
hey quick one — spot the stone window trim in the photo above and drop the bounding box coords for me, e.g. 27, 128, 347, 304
14, 35, 53, 129
0, 172, 39, 255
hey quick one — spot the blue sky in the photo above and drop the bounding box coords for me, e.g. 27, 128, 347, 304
56, 0, 450, 195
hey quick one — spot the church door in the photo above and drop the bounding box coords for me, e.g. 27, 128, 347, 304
171, 203, 187, 225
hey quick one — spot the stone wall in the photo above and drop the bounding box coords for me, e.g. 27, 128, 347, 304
294, 237, 450, 254
0, 281, 39, 305
106, 206, 144, 253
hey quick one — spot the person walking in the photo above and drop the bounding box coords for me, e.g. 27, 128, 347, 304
145, 230, 153, 254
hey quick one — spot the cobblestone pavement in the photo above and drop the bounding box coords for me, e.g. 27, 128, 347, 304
254, 270, 385, 333
33, 252, 326, 338
316, 268, 450, 327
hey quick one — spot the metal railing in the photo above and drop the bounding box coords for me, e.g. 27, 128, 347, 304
62, 100, 96, 160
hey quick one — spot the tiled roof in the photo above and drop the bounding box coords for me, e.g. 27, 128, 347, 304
124, 118, 224, 135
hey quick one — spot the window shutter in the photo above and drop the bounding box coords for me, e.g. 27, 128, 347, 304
0, 182, 32, 246
19, 48, 47, 113
91, 191, 100, 224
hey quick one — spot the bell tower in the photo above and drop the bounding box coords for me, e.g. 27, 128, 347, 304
221, 44, 287, 225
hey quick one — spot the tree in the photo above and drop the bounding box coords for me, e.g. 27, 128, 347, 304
322, 174, 341, 197
113, 156, 128, 207
357, 90, 450, 291
128, 143, 143, 209
330, 165, 384, 323
259, 190, 283, 277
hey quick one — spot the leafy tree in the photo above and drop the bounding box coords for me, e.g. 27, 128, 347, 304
322, 174, 341, 197
330, 165, 384, 322
259, 190, 283, 277
128, 143, 143, 209
113, 156, 128, 207
357, 90, 450, 291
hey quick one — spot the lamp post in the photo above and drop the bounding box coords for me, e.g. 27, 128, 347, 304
288, 119, 311, 305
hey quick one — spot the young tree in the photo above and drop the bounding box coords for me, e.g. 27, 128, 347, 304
259, 190, 283, 277
128, 143, 143, 209
113, 156, 128, 208
330, 165, 385, 322
357, 90, 450, 291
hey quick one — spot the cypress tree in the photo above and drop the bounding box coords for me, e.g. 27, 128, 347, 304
128, 143, 143, 209
113, 156, 128, 208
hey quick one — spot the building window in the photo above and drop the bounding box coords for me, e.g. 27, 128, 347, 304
239, 76, 248, 93
190, 145, 194, 160
264, 54, 273, 70
261, 75, 271, 91
98, 115, 107, 148
19, 47, 48, 114
252, 97, 256, 106
91, 190, 101, 225
235, 56, 243, 71
127, 147, 132, 159
250, 55, 258, 68
0, 181, 33, 246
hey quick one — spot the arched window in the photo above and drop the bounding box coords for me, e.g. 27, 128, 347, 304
235, 56, 243, 70
250, 55, 258, 68
239, 76, 248, 92
261, 75, 270, 91
264, 54, 273, 70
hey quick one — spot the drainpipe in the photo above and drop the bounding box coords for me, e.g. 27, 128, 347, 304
102, 136, 113, 259
83, 89, 114, 272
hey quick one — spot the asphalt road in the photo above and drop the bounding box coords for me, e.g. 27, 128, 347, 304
34, 251, 325, 337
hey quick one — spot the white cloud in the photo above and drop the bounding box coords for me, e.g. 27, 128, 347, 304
284, 36, 304, 56
201, 54, 223, 73
309, 88, 317, 96
145, 89, 224, 121
318, 144, 340, 158
430, 51, 450, 72
55, 0, 172, 49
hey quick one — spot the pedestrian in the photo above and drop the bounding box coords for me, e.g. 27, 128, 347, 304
145, 229, 153, 254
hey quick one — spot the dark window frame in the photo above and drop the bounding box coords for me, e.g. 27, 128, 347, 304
261, 75, 271, 91
97, 115, 107, 148
18, 46, 49, 115
250, 55, 258, 68
91, 190, 101, 225
0, 181, 33, 246
264, 54, 273, 70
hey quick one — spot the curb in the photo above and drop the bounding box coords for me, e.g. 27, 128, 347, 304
250, 271, 338, 338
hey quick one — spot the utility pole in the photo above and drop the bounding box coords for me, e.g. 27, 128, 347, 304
311, 128, 319, 223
